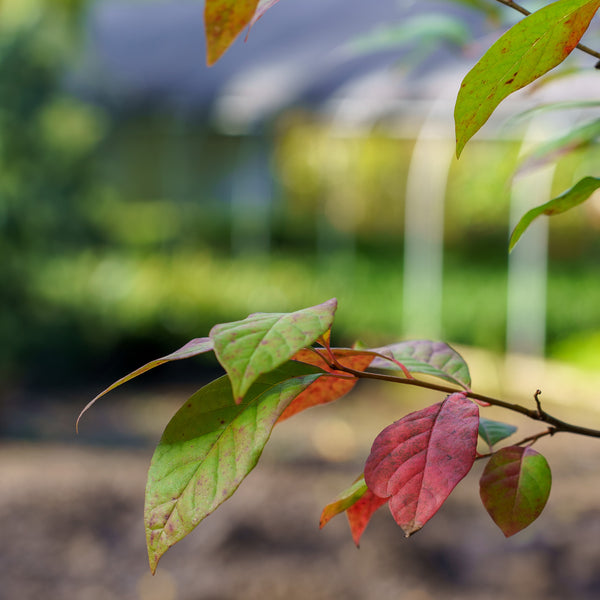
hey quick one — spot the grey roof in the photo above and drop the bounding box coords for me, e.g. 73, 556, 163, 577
70, 0, 600, 134
72, 0, 485, 126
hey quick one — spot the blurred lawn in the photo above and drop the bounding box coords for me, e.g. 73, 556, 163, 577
20, 246, 600, 374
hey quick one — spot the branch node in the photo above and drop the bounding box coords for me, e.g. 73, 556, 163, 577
534, 389, 545, 418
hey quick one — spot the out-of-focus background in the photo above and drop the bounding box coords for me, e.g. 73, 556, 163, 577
2, 1, 600, 598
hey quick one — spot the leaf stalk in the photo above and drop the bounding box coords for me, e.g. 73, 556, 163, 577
493, 0, 600, 61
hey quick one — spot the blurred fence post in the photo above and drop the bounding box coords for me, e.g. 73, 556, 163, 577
402, 99, 454, 339
506, 120, 555, 357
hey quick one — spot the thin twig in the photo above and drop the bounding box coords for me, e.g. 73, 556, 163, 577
336, 364, 600, 440
475, 427, 556, 460
534, 389, 546, 418
493, 0, 600, 63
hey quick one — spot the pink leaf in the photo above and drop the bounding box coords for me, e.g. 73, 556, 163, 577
364, 393, 479, 536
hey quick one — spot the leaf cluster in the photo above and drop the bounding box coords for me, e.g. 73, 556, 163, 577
79, 0, 600, 575
81, 298, 567, 571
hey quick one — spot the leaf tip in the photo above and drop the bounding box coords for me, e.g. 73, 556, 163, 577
205, 45, 224, 67
508, 229, 520, 253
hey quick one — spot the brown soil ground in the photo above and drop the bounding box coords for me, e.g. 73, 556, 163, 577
3, 361, 600, 600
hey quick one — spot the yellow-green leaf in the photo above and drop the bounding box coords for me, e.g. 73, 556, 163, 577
509, 176, 600, 251
455, 0, 600, 156
145, 361, 322, 572
210, 298, 337, 403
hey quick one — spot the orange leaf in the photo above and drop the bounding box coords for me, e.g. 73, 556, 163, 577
205, 0, 260, 66
278, 350, 373, 422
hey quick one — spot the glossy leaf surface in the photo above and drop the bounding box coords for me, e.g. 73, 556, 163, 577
278, 349, 373, 422
77, 338, 214, 430
365, 393, 479, 536
455, 0, 600, 156
370, 340, 471, 389
509, 176, 600, 251
210, 298, 337, 403
145, 362, 322, 572
479, 417, 518, 448
480, 446, 552, 537
205, 0, 260, 65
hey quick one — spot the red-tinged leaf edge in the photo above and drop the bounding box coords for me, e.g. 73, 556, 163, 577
480, 446, 552, 537
319, 473, 388, 546
77, 337, 214, 431
365, 393, 479, 536
320, 475, 369, 528
205, 0, 260, 66
509, 176, 600, 251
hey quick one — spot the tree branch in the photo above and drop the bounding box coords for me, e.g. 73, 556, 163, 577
493, 0, 600, 63
476, 427, 556, 459
336, 364, 600, 440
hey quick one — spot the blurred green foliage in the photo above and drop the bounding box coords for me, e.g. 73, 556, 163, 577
0, 0, 107, 384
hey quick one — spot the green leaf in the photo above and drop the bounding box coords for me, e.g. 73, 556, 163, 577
210, 298, 337, 403
370, 340, 471, 389
509, 176, 600, 251
319, 476, 369, 529
455, 0, 600, 156
480, 446, 552, 537
145, 361, 323, 573
478, 417, 518, 448
509, 100, 600, 124
77, 338, 214, 431
204, 0, 260, 65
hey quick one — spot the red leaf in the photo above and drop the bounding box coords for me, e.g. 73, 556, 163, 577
364, 393, 479, 536
346, 489, 388, 547
277, 350, 372, 422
